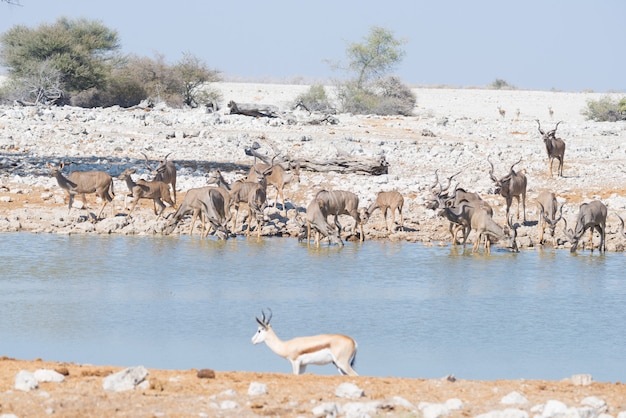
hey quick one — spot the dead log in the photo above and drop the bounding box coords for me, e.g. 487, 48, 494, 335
294, 156, 389, 176
227, 101, 279, 118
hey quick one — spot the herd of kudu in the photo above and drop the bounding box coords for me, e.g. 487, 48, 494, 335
47, 119, 623, 253
47, 148, 404, 247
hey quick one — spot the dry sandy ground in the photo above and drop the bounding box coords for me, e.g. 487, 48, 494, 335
1, 357, 626, 417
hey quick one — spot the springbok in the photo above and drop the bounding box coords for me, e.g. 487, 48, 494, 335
562, 200, 607, 253
536, 191, 560, 245
118, 168, 174, 218
142, 152, 177, 205
488, 156, 528, 222
315, 190, 365, 242
48, 162, 114, 219
364, 190, 404, 233
536, 120, 566, 177
252, 310, 358, 376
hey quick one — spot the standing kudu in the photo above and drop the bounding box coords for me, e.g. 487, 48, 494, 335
364, 190, 404, 233
536, 120, 566, 177
142, 152, 177, 205
562, 200, 607, 253
536, 191, 561, 245
449, 202, 518, 254
118, 168, 174, 218
488, 156, 528, 223
229, 167, 268, 237
248, 162, 300, 212
48, 162, 114, 219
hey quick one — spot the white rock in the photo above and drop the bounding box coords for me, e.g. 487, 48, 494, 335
446, 398, 464, 410
14, 370, 38, 391
501, 391, 528, 405
247, 381, 267, 396
34, 369, 65, 383
312, 402, 339, 417
581, 396, 607, 412
102, 366, 149, 392
418, 402, 449, 418
541, 400, 568, 417
341, 401, 382, 418
392, 396, 415, 409
334, 382, 364, 399
475, 408, 529, 418
219, 400, 239, 410
571, 374, 593, 386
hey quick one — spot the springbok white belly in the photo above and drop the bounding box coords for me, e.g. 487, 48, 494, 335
297, 348, 334, 365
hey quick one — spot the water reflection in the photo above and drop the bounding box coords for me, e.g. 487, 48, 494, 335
0, 233, 624, 381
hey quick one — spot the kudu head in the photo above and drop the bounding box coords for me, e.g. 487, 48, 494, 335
536, 120, 562, 140
539, 202, 563, 241
488, 156, 521, 197
429, 169, 460, 209
616, 213, 626, 240
561, 212, 581, 253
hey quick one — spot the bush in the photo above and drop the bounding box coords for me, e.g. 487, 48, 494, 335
582, 96, 626, 122
338, 76, 415, 116
491, 79, 515, 90
293, 84, 334, 112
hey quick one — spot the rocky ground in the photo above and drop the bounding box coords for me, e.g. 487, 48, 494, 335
2, 357, 626, 417
1, 83, 626, 417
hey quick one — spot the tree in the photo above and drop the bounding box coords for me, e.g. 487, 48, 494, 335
346, 26, 406, 90
0, 17, 120, 102
173, 52, 221, 108
334, 26, 414, 116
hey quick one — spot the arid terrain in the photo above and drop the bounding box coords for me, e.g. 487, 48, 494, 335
1, 83, 626, 416
1, 357, 626, 417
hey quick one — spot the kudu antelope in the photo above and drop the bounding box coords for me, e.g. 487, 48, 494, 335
426, 169, 460, 209
562, 200, 607, 253
536, 191, 561, 245
450, 202, 518, 254
229, 167, 267, 237
315, 190, 365, 242
48, 162, 114, 219
364, 190, 404, 233
118, 168, 174, 218
536, 120, 566, 177
252, 310, 358, 376
444, 186, 494, 245
247, 162, 300, 212
300, 196, 343, 247
165, 186, 229, 239
488, 156, 527, 222
142, 152, 177, 205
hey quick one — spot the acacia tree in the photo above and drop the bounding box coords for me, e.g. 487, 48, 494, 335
334, 26, 415, 116
0, 17, 119, 103
174, 52, 221, 108
346, 26, 406, 90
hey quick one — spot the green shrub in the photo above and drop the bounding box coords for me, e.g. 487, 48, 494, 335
491, 79, 515, 90
293, 84, 333, 112
338, 76, 415, 116
582, 95, 626, 122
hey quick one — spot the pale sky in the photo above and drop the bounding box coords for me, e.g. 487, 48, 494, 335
1, 0, 624, 92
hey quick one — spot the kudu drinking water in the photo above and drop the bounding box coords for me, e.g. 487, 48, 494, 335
247, 161, 300, 212
48, 162, 114, 219
229, 167, 268, 237
536, 120, 566, 177
363, 190, 404, 233
299, 196, 343, 247
165, 186, 229, 239
562, 200, 607, 253
536, 191, 560, 245
314, 190, 365, 242
488, 156, 527, 222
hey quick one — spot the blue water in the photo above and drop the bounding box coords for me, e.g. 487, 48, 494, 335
0, 232, 624, 382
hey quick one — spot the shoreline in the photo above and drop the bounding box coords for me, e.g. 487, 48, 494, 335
2, 357, 626, 417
